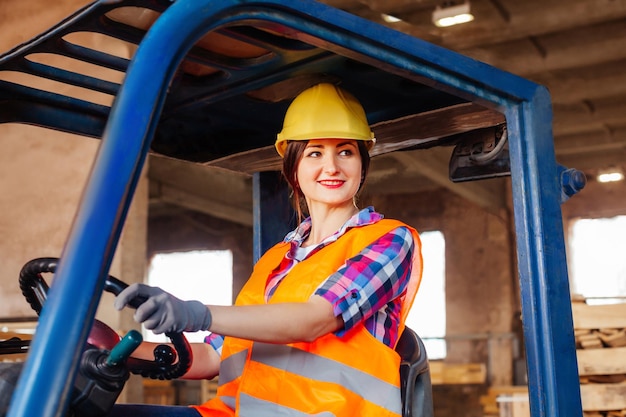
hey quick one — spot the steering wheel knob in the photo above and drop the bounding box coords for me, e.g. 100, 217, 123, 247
153, 344, 177, 365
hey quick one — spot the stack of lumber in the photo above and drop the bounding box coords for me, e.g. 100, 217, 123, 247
573, 299, 626, 417
429, 362, 486, 385
480, 386, 529, 417
480, 299, 626, 417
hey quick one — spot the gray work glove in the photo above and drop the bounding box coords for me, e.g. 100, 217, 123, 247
114, 283, 212, 334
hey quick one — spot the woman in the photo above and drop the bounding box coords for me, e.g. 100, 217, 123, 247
112, 83, 423, 417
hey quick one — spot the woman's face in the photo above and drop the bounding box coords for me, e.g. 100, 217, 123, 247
296, 139, 362, 211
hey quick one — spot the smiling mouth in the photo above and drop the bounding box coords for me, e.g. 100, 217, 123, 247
319, 180, 344, 187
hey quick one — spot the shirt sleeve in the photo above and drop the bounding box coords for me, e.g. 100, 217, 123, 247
314, 226, 415, 335
204, 332, 224, 356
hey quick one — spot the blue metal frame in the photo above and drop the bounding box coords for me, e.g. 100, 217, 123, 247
7, 1, 582, 416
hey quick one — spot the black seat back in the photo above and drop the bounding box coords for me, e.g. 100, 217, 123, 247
395, 327, 435, 417
0, 362, 24, 417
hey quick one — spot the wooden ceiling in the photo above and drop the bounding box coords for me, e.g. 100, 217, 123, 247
151, 0, 626, 225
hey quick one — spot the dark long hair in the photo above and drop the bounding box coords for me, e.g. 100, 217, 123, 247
281, 140, 371, 222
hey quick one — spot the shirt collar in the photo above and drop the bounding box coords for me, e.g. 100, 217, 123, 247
284, 206, 383, 245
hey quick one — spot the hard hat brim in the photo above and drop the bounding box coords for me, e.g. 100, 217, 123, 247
275, 136, 375, 157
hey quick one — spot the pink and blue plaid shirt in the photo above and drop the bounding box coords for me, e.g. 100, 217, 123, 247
206, 206, 415, 351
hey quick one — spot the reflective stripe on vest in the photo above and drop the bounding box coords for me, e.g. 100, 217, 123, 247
250, 342, 402, 414
221, 395, 236, 411
217, 349, 248, 386
239, 393, 337, 417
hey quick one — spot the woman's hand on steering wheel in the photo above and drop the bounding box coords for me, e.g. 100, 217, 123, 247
114, 283, 212, 334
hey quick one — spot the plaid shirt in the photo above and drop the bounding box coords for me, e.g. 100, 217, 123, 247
206, 206, 415, 352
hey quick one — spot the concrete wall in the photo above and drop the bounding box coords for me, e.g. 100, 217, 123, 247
0, 127, 97, 317
0, 128, 146, 324
0, 0, 141, 320
0, 120, 148, 405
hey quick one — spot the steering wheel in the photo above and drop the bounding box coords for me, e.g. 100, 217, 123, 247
18, 257, 192, 380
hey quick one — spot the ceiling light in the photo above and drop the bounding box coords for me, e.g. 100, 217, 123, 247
597, 170, 624, 183
433, 2, 475, 27
381, 14, 402, 23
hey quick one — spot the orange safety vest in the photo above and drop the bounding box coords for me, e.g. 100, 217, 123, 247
193, 219, 422, 417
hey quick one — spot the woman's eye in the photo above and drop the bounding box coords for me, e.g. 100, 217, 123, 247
306, 150, 321, 158
339, 149, 353, 156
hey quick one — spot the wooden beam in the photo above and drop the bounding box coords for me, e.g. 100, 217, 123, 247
389, 148, 507, 213
554, 127, 626, 170
556, 148, 626, 172
206, 146, 281, 174
580, 383, 626, 411
151, 183, 253, 226
370, 103, 505, 156
148, 154, 253, 226
577, 347, 626, 377
429, 361, 487, 385
532, 60, 626, 104
149, 154, 251, 203
572, 302, 626, 330
555, 127, 626, 156
553, 97, 626, 137
207, 102, 504, 173
462, 20, 626, 78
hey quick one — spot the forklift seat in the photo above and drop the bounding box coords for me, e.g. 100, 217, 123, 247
396, 327, 435, 417
0, 361, 23, 417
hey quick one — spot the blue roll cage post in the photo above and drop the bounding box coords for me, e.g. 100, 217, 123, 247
7, 1, 582, 417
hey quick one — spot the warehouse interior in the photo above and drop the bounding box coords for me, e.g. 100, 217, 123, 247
1, 1, 626, 416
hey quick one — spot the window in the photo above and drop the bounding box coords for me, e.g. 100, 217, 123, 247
569, 215, 626, 304
146, 250, 233, 343
405, 231, 446, 359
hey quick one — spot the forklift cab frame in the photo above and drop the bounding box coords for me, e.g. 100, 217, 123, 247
1, 1, 583, 416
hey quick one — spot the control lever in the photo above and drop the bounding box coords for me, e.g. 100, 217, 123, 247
106, 330, 143, 366
71, 331, 143, 417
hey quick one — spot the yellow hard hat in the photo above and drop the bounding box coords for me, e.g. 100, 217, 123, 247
275, 83, 376, 157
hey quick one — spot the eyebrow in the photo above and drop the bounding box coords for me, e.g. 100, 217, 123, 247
306, 141, 357, 149
336, 141, 357, 148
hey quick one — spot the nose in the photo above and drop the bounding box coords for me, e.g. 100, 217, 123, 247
322, 154, 339, 174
